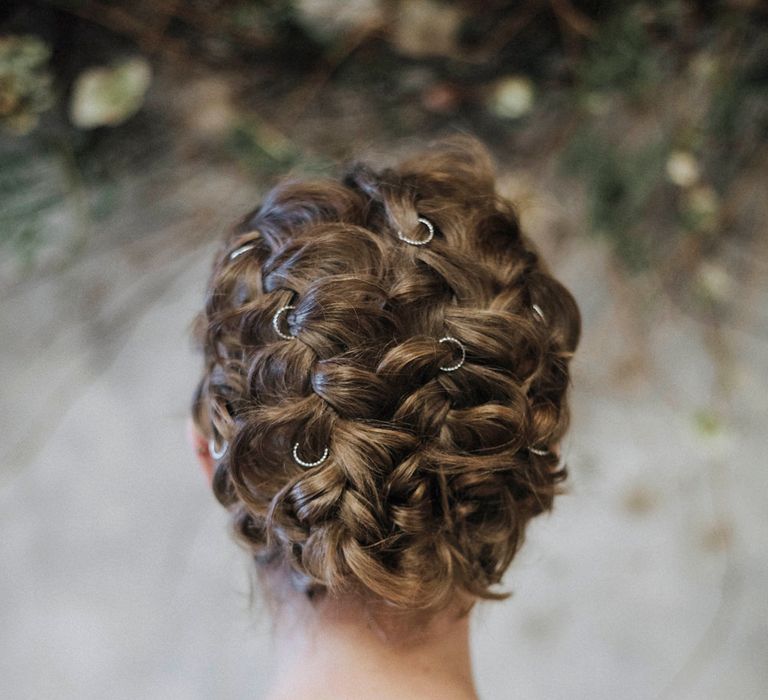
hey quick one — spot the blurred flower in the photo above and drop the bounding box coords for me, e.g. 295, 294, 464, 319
689, 52, 718, 83
0, 35, 54, 135
399, 66, 434, 93
69, 57, 152, 129
681, 184, 719, 233
181, 77, 237, 139
421, 82, 461, 113
665, 150, 700, 187
392, 0, 465, 59
696, 261, 733, 303
583, 91, 612, 116
294, 0, 384, 41
489, 76, 535, 120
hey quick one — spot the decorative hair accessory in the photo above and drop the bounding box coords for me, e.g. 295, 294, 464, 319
229, 243, 257, 260
209, 435, 228, 460
272, 304, 297, 340
438, 335, 465, 372
397, 216, 435, 246
532, 304, 545, 322
292, 441, 329, 468
528, 446, 549, 456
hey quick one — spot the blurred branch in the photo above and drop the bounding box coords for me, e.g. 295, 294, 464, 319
142, 0, 182, 56
461, 0, 543, 63
549, 0, 597, 38
148, 0, 271, 50
47, 0, 189, 60
549, 0, 596, 69
48, 0, 275, 62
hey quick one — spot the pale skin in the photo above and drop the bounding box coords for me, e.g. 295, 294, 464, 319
187, 419, 481, 700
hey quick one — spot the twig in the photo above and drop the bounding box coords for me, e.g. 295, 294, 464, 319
142, 0, 182, 57
548, 0, 597, 39
460, 0, 544, 64
46, 0, 189, 61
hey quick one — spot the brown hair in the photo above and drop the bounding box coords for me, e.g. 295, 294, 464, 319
190, 135, 580, 623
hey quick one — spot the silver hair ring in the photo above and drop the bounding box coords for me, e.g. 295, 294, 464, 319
397, 216, 435, 246
292, 442, 329, 468
438, 335, 465, 372
209, 436, 228, 460
272, 304, 297, 340
532, 304, 546, 322
528, 446, 549, 456
229, 243, 257, 260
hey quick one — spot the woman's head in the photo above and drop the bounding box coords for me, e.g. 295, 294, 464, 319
190, 135, 580, 626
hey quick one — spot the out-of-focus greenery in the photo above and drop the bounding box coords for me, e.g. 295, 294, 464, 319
69, 57, 152, 129
0, 141, 71, 269
226, 116, 333, 176
575, 4, 669, 102
0, 0, 765, 305
562, 127, 670, 271
561, 2, 767, 280
0, 34, 54, 134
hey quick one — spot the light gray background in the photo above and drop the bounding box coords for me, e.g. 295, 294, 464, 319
2, 149, 766, 700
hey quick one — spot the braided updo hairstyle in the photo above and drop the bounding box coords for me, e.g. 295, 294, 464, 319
190, 136, 580, 622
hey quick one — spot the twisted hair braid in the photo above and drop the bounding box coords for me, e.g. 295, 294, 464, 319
191, 136, 581, 618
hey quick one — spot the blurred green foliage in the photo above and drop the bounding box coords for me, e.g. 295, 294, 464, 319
704, 16, 768, 188
0, 142, 66, 266
561, 1, 767, 276
0, 0, 765, 297
561, 127, 669, 271
575, 4, 669, 103
227, 117, 303, 175
0, 34, 54, 134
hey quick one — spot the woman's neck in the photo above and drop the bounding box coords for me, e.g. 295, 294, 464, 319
264, 587, 479, 700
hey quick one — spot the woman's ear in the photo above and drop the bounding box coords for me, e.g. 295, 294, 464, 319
186, 417, 215, 484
